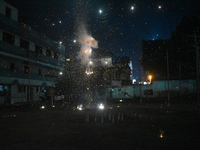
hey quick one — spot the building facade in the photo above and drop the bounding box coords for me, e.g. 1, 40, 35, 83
0, 0, 66, 104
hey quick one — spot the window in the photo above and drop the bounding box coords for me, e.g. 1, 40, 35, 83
54, 52, 58, 60
6, 7, 11, 18
46, 49, 52, 57
36, 86, 41, 93
144, 89, 153, 95
23, 65, 29, 74
10, 63, 15, 71
35, 45, 43, 55
3, 32, 14, 44
20, 39, 29, 49
38, 69, 41, 76
17, 85, 26, 93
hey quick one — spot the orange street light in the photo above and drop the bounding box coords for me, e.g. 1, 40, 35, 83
148, 75, 152, 83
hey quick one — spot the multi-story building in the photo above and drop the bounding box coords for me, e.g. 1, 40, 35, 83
0, 0, 66, 104
91, 50, 133, 86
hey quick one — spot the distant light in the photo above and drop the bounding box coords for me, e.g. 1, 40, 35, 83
158, 5, 162, 9
160, 133, 163, 138
73, 39, 77, 43
40, 106, 45, 109
89, 61, 93, 65
99, 9, 102, 14
52, 105, 55, 108
98, 103, 104, 110
119, 99, 123, 102
131, 6, 134, 10
105, 61, 108, 64
66, 58, 70, 61
59, 41, 62, 44
59, 72, 63, 75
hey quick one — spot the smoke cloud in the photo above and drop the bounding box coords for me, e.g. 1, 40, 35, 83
77, 23, 98, 65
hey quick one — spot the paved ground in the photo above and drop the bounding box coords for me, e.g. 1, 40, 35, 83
0, 102, 200, 150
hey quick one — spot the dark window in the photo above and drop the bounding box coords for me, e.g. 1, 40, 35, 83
3, 32, 14, 44
10, 63, 15, 71
46, 49, 52, 57
38, 69, 42, 76
6, 7, 11, 18
54, 52, 58, 60
36, 86, 42, 93
144, 89, 153, 95
17, 85, 26, 93
20, 39, 29, 49
35, 45, 43, 55
23, 66, 29, 74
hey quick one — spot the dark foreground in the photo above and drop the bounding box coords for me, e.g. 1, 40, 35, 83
0, 102, 200, 150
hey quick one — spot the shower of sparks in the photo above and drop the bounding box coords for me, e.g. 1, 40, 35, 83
76, 22, 98, 75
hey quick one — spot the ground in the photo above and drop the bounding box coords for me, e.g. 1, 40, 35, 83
0, 100, 200, 150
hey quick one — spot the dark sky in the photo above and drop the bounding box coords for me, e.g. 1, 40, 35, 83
7, 0, 200, 78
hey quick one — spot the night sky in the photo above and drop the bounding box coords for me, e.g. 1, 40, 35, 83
7, 0, 200, 78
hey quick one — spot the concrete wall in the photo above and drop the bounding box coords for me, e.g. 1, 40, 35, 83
0, 0, 18, 22
110, 79, 196, 99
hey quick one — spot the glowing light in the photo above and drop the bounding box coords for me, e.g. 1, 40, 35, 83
40, 106, 45, 109
131, 6, 134, 10
160, 134, 163, 138
89, 61, 93, 65
85, 68, 93, 75
99, 9, 102, 14
98, 103, 104, 110
158, 5, 162, 9
59, 20, 62, 23
105, 61, 108, 64
148, 75, 152, 83
59, 41, 62, 44
73, 39, 77, 43
119, 99, 123, 102
59, 72, 63, 75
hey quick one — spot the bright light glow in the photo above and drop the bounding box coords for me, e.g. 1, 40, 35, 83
40, 106, 45, 109
131, 6, 134, 10
73, 39, 76, 43
98, 103, 104, 110
85, 68, 93, 75
66, 58, 70, 61
119, 99, 123, 102
59, 20, 62, 23
52, 105, 55, 108
59, 41, 62, 44
89, 61, 93, 65
59, 72, 63, 75
77, 104, 83, 110
158, 5, 162, 9
99, 9, 102, 14
148, 75, 152, 82
160, 133, 163, 138
105, 61, 108, 64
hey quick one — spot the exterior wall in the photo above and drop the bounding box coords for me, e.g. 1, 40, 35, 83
110, 79, 196, 99
0, 0, 66, 104
0, 0, 18, 22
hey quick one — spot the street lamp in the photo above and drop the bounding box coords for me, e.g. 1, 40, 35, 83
148, 75, 152, 83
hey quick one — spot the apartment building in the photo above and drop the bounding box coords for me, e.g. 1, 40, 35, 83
0, 0, 66, 104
